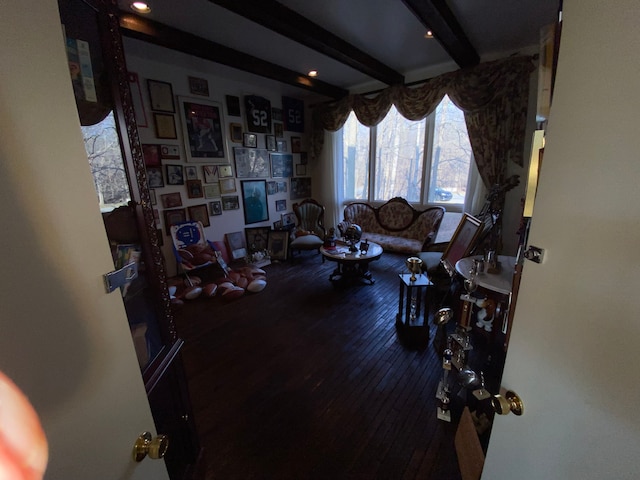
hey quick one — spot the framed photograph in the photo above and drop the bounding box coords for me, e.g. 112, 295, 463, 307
146, 166, 164, 188
276, 140, 287, 152
160, 144, 180, 160
441, 213, 483, 276
160, 192, 182, 208
270, 153, 293, 178
128, 72, 148, 127
187, 179, 204, 198
178, 96, 227, 163
241, 179, 269, 225
266, 135, 276, 151
226, 231, 247, 260
234, 147, 270, 178
147, 79, 175, 112
188, 204, 210, 227
154, 113, 177, 139
209, 200, 222, 216
296, 164, 306, 176
274, 122, 284, 138
220, 178, 237, 193
281, 211, 296, 227
243, 133, 257, 148
188, 76, 209, 97
202, 165, 218, 183
267, 230, 289, 261
225, 95, 241, 117
282, 96, 304, 132
267, 181, 277, 195
290, 177, 311, 200
245, 227, 271, 253
218, 165, 233, 178
291, 136, 301, 153
185, 165, 198, 180
163, 208, 186, 236
244, 95, 272, 133
204, 183, 221, 198
272, 107, 283, 122
229, 123, 243, 143
153, 208, 160, 225
300, 152, 308, 164
221, 195, 240, 210
165, 164, 184, 185
149, 189, 157, 205
275, 199, 286, 212
273, 220, 283, 230
142, 144, 161, 166
277, 181, 287, 193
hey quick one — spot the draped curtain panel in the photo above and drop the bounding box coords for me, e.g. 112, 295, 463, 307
311, 56, 535, 189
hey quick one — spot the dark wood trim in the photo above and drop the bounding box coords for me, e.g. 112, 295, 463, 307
143, 339, 185, 394
401, 0, 479, 68
210, 0, 404, 86
118, 12, 349, 100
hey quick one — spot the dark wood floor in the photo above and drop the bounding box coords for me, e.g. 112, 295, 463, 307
174, 251, 463, 479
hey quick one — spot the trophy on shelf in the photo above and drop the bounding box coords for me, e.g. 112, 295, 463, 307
405, 256, 423, 282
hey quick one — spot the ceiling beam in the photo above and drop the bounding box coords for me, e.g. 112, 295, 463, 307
209, 0, 404, 86
118, 13, 349, 100
401, 0, 479, 68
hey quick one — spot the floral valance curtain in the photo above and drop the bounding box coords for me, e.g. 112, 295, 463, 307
311, 55, 535, 188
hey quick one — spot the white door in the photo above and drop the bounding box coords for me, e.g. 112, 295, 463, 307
0, 1, 170, 479
483, 1, 640, 479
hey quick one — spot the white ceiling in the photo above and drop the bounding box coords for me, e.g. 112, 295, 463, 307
117, 0, 560, 94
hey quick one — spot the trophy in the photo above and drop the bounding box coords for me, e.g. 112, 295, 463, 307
405, 256, 423, 282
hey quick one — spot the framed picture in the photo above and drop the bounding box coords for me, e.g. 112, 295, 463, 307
300, 152, 308, 164
178, 96, 227, 163
272, 107, 283, 122
154, 113, 177, 139
160, 144, 180, 160
221, 195, 240, 210
275, 199, 286, 212
202, 165, 218, 183
188, 204, 210, 227
281, 211, 296, 227
243, 133, 257, 148
146, 166, 164, 188
291, 136, 301, 153
128, 72, 148, 127
267, 230, 289, 261
204, 183, 221, 198
245, 227, 270, 253
282, 96, 304, 132
274, 122, 284, 138
273, 220, 283, 230
241, 179, 269, 224
270, 153, 293, 178
149, 189, 157, 205
226, 231, 247, 260
229, 123, 243, 143
209, 200, 222, 216
142, 144, 161, 166
188, 76, 209, 97
290, 177, 311, 200
276, 140, 287, 152
267, 181, 277, 195
234, 147, 270, 178
296, 164, 306, 176
266, 135, 276, 151
147, 79, 175, 112
163, 208, 186, 236
220, 178, 237, 193
277, 181, 287, 193
160, 192, 182, 208
244, 95, 272, 133
165, 164, 184, 185
186, 179, 204, 198
225, 95, 241, 117
185, 165, 198, 180
440, 213, 483, 276
218, 165, 233, 178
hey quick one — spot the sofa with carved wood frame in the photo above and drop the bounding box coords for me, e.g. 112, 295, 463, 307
338, 197, 445, 254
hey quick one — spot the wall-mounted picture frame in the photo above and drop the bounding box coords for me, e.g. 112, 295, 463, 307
202, 165, 218, 183
128, 72, 148, 127
218, 165, 233, 178
290, 177, 311, 200
267, 181, 277, 195
149, 189, 157, 205
186, 179, 204, 198
243, 133, 257, 148
277, 181, 287, 193
154, 113, 177, 139
296, 164, 307, 176
225, 95, 241, 117
146, 166, 164, 188
185, 165, 198, 180
270, 153, 293, 178
220, 178, 237, 193
165, 164, 184, 185
241, 179, 269, 225
274, 122, 284, 138
266, 135, 276, 151
300, 152, 308, 165
281, 211, 296, 227
147, 79, 175, 112
272, 107, 283, 122
204, 183, 221, 198
178, 96, 227, 163
209, 200, 222, 216
245, 227, 271, 253
188, 76, 209, 97
273, 220, 283, 229
221, 195, 239, 210
267, 230, 289, 261
188, 204, 210, 227
160, 144, 180, 160
229, 123, 243, 143
276, 140, 287, 152
164, 208, 186, 236
160, 192, 182, 208
225, 231, 247, 260
275, 199, 286, 212
142, 144, 161, 166
234, 147, 270, 178
291, 136, 301, 153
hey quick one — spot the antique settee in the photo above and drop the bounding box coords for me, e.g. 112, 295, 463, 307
338, 197, 445, 254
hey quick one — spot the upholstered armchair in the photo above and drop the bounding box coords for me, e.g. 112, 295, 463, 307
289, 199, 326, 260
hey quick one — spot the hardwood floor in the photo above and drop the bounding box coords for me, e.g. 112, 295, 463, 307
174, 251, 463, 479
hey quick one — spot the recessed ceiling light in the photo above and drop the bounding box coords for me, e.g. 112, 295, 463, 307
424, 30, 433, 39
131, 2, 151, 14
308, 70, 318, 77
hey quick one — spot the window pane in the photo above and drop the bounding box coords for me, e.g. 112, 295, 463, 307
342, 111, 369, 200
81, 111, 131, 211
428, 96, 471, 204
374, 106, 425, 202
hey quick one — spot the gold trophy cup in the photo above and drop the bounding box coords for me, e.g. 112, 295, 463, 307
405, 256, 423, 282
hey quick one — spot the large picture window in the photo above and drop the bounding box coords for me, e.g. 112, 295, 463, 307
340, 95, 472, 206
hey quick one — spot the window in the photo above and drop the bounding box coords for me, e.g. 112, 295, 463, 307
340, 95, 472, 206
81, 111, 131, 211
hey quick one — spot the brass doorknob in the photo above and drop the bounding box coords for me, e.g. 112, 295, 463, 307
133, 431, 170, 462
491, 390, 524, 416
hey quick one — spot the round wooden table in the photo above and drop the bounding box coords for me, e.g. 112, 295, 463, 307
320, 241, 383, 285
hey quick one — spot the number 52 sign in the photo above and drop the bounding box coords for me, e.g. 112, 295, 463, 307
244, 95, 272, 134
282, 96, 304, 133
